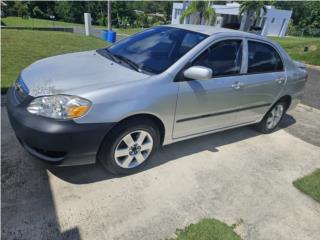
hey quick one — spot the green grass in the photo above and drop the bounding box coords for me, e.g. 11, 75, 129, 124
113, 28, 143, 35
293, 169, 320, 202
169, 218, 241, 240
1, 29, 108, 88
271, 36, 320, 66
1, 16, 142, 35
2, 16, 83, 28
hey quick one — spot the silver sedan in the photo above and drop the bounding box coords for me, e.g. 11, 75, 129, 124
7, 24, 307, 174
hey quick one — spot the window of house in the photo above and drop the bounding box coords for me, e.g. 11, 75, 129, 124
174, 9, 182, 19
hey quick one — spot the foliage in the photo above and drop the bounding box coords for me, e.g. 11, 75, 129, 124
2, 1, 173, 29
271, 36, 320, 66
274, 1, 320, 37
1, 30, 108, 88
32, 6, 44, 19
169, 218, 241, 240
239, 1, 267, 18
239, 1, 268, 31
293, 169, 320, 202
179, 1, 216, 25
15, 1, 30, 19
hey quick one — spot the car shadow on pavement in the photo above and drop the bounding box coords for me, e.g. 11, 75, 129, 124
48, 114, 296, 185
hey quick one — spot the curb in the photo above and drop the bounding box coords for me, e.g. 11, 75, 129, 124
1, 26, 74, 33
306, 64, 320, 71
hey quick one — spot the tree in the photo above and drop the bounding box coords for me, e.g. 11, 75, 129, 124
55, 1, 86, 23
179, 1, 216, 25
239, 1, 268, 32
14, 1, 29, 19
32, 6, 44, 18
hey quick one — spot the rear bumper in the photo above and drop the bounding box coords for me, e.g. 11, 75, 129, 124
6, 87, 115, 166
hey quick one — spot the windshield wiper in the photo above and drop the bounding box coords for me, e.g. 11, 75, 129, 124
102, 48, 121, 63
113, 54, 141, 72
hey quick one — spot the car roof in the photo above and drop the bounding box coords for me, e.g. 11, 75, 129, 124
166, 24, 263, 39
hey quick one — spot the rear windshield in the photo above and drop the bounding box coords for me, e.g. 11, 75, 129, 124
106, 26, 208, 74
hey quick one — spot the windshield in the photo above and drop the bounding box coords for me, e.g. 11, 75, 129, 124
106, 26, 208, 74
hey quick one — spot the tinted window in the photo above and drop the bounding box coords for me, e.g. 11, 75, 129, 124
193, 40, 243, 77
248, 41, 283, 73
107, 26, 207, 74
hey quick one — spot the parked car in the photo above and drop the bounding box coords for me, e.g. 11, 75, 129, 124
7, 25, 307, 174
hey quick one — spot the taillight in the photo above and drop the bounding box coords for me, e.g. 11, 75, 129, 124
305, 73, 308, 82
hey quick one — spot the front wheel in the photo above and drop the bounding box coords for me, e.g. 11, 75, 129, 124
255, 101, 287, 133
98, 119, 160, 175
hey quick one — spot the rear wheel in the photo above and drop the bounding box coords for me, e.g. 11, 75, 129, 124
255, 101, 287, 133
98, 119, 160, 175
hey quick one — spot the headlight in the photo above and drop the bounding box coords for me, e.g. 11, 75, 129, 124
27, 95, 91, 119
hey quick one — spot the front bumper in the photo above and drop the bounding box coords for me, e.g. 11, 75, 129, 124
6, 87, 115, 166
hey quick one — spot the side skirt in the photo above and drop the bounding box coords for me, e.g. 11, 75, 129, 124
164, 120, 260, 145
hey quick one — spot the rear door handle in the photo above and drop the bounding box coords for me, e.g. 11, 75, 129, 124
275, 77, 285, 84
232, 81, 244, 90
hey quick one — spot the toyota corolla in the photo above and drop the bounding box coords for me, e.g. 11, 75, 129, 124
7, 25, 307, 174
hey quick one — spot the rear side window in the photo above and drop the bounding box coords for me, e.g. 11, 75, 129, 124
193, 40, 243, 77
248, 41, 283, 73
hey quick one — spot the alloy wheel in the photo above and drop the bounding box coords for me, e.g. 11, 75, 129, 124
266, 104, 284, 130
114, 130, 153, 169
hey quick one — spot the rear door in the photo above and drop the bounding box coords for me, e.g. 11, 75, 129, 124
236, 39, 286, 123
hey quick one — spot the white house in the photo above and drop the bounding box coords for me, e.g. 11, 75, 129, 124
171, 2, 292, 37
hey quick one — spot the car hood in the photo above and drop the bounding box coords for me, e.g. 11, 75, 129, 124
21, 50, 149, 97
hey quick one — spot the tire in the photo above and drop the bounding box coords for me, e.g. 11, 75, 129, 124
255, 101, 288, 134
98, 118, 160, 175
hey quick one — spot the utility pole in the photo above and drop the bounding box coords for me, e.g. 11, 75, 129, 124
107, 0, 111, 31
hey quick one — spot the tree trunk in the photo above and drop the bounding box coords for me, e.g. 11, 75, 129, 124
107, 0, 111, 30
199, 12, 203, 25
242, 10, 254, 32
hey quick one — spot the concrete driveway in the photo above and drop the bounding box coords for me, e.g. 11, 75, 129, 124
1, 68, 320, 240
2, 103, 320, 240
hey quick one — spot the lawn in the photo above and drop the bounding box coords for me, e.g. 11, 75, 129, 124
170, 218, 241, 240
293, 169, 320, 202
1, 16, 82, 28
1, 16, 142, 36
271, 36, 320, 66
1, 29, 108, 89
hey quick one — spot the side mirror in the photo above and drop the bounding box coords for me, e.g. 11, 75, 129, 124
183, 66, 212, 80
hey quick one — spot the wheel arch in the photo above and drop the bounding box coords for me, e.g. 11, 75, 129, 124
277, 95, 292, 109
110, 113, 166, 145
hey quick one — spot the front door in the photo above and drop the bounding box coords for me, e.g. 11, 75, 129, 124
173, 39, 245, 139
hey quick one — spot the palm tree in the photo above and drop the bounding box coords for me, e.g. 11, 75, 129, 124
239, 1, 267, 32
179, 1, 216, 25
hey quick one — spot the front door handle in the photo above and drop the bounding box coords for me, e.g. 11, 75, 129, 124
232, 81, 244, 90
275, 77, 285, 84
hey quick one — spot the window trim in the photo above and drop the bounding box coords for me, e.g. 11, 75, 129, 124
174, 37, 246, 82
244, 38, 285, 75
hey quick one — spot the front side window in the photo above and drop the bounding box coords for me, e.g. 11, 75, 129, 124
247, 41, 283, 74
106, 26, 207, 74
193, 40, 243, 77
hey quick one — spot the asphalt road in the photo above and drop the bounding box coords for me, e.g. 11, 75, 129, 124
301, 67, 320, 109
1, 67, 320, 240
